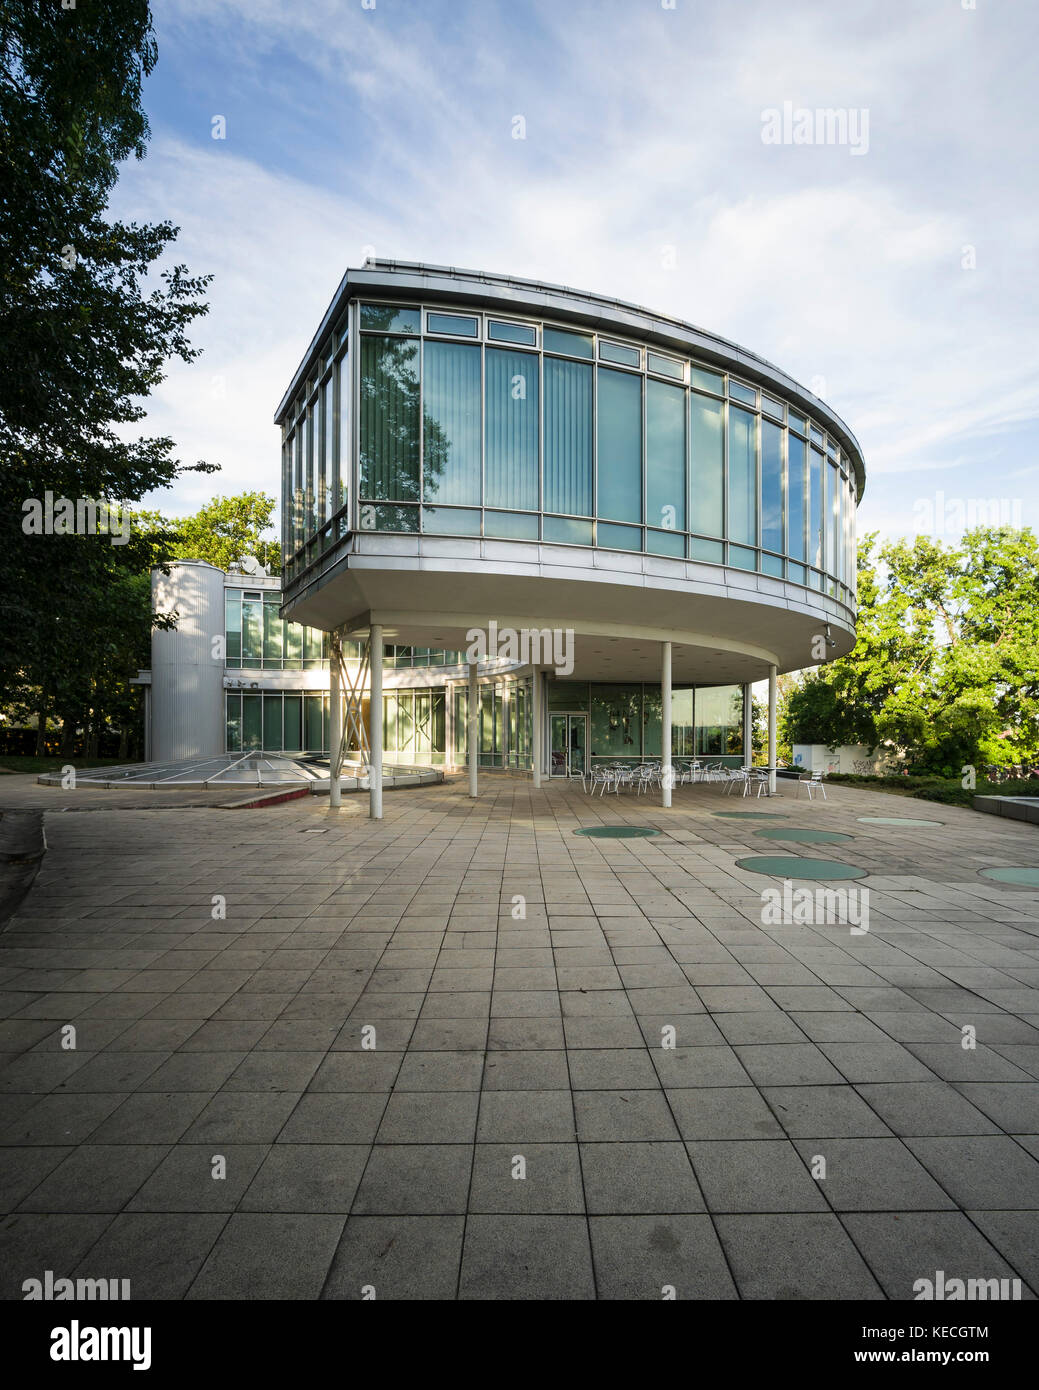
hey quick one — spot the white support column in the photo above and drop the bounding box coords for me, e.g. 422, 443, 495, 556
467, 658, 479, 798
661, 641, 672, 808
768, 663, 777, 796
743, 682, 753, 769
369, 624, 383, 819
531, 667, 542, 789
329, 630, 342, 808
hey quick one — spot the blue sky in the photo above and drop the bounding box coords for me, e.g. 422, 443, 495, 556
113, 0, 1038, 547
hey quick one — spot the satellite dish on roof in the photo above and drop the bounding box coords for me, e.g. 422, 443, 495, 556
239, 554, 264, 575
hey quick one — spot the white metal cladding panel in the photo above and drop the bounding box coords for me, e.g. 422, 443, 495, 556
150, 564, 226, 760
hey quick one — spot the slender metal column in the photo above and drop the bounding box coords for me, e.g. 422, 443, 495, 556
329, 629, 342, 808
768, 664, 777, 796
661, 641, 672, 809
369, 624, 383, 819
531, 667, 542, 789
468, 658, 479, 798
743, 682, 753, 769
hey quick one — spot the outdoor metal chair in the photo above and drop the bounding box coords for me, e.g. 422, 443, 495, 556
798, 769, 827, 799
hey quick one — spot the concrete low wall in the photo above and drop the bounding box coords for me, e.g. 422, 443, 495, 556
973, 795, 1039, 825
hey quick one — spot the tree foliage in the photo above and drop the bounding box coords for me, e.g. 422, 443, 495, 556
0, 1, 214, 753
782, 528, 1039, 775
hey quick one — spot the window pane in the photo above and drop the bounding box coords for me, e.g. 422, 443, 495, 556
488, 320, 536, 346
646, 377, 686, 532
598, 521, 641, 551
599, 340, 640, 368
787, 432, 807, 562
809, 446, 824, 569
728, 405, 757, 546
323, 374, 335, 521
263, 601, 283, 663
729, 380, 756, 406
690, 393, 724, 537
304, 694, 323, 750
304, 627, 323, 664
829, 461, 841, 577
647, 351, 684, 381
285, 622, 303, 664
484, 510, 538, 540
762, 419, 783, 553
263, 696, 282, 751
485, 347, 538, 510
360, 304, 420, 334
360, 335, 420, 501
589, 684, 641, 759
283, 695, 302, 750
242, 694, 261, 752
543, 516, 592, 544
690, 364, 724, 395
695, 685, 742, 756
544, 357, 592, 515
422, 506, 481, 535
225, 694, 242, 752
225, 592, 241, 664
597, 366, 642, 523
422, 340, 481, 506
543, 326, 594, 359
241, 597, 262, 663
427, 312, 478, 337
762, 394, 784, 420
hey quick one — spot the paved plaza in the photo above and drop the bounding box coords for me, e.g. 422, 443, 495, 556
1, 773, 1038, 1300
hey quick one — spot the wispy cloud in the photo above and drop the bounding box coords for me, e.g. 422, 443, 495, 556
113, 0, 1039, 541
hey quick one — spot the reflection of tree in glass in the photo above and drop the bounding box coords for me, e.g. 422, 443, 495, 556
359, 335, 447, 530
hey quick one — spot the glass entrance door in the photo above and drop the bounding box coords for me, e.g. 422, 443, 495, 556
549, 713, 588, 778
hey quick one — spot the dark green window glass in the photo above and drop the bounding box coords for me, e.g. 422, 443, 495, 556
285, 622, 303, 666
283, 696, 302, 750
422, 340, 481, 506
597, 366, 642, 523
263, 696, 282, 751
303, 627, 323, 665
225, 593, 241, 664
263, 600, 283, 663
242, 694, 261, 751
225, 694, 242, 752
690, 393, 723, 537
762, 420, 784, 553
304, 694, 323, 750
728, 406, 757, 546
360, 335, 420, 501
427, 312, 478, 337
589, 684, 641, 759
544, 357, 592, 516
485, 347, 538, 510
646, 377, 686, 532
787, 433, 807, 562
360, 304, 419, 334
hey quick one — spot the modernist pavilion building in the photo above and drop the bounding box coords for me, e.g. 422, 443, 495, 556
268, 259, 864, 815
140, 261, 863, 810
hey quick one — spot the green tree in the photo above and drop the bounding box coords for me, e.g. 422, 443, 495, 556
782, 528, 1039, 774
0, 0, 214, 750
137, 492, 282, 572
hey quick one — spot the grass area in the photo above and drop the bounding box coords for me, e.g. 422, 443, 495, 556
0, 756, 135, 775
826, 773, 1039, 808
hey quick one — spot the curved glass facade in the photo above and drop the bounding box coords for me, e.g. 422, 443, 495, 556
281, 293, 860, 612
